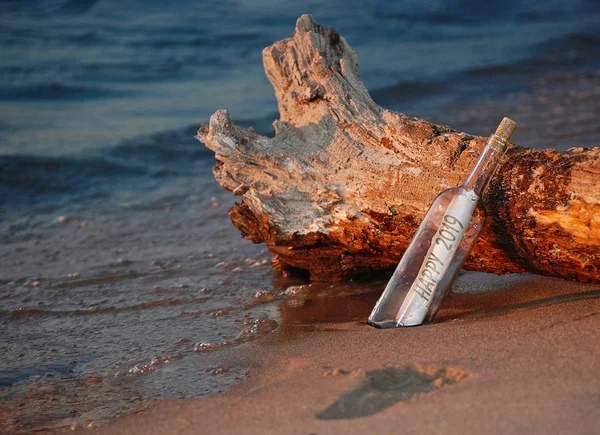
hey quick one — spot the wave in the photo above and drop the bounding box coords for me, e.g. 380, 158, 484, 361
373, 10, 481, 25
107, 124, 214, 165
372, 2, 600, 25
370, 81, 449, 107
133, 31, 263, 50
0, 82, 125, 101
0, 296, 212, 321
535, 32, 600, 66
62, 29, 111, 44
0, 122, 220, 215
55, 0, 100, 15
0, 360, 77, 387
0, 153, 144, 202
467, 32, 600, 77
0, 0, 100, 17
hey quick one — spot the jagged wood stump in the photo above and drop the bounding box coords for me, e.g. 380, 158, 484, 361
197, 14, 599, 283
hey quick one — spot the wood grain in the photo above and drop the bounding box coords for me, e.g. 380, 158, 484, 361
197, 14, 599, 282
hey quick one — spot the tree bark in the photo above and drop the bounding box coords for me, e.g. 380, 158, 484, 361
197, 14, 600, 283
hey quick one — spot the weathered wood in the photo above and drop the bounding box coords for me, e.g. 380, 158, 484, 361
197, 14, 600, 283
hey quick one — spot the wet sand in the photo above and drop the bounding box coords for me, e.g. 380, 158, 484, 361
95, 272, 600, 434
2, 3, 599, 432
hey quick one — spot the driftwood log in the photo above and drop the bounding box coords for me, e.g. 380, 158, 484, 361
197, 14, 599, 283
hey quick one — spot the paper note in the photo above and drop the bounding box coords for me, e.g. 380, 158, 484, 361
396, 190, 478, 326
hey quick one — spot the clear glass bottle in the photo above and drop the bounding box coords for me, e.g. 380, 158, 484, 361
368, 118, 517, 328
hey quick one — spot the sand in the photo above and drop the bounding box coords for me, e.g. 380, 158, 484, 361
93, 272, 600, 434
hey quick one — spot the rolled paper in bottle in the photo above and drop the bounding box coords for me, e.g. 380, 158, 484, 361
395, 189, 479, 326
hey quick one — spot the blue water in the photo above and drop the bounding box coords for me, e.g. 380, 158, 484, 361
1, 0, 599, 432
1, 0, 600, 218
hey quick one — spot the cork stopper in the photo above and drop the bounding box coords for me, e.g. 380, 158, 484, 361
494, 117, 517, 142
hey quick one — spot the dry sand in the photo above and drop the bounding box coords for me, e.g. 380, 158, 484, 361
93, 272, 600, 434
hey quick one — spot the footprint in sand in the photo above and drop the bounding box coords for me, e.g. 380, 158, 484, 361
317, 364, 469, 420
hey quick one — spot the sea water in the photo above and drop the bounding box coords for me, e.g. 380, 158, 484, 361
1, 0, 600, 432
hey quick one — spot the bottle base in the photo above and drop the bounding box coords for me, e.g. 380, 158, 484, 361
366, 318, 398, 329
367, 317, 431, 328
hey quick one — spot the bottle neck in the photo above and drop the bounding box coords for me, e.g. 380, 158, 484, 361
462, 134, 507, 197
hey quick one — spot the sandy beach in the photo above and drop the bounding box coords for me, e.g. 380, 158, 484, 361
95, 272, 599, 434
2, 3, 599, 433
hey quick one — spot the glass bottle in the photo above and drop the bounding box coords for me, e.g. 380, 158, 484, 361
368, 118, 517, 327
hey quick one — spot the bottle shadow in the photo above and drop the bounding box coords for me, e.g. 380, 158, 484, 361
435, 272, 600, 323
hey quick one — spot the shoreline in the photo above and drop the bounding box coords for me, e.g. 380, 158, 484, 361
93, 272, 600, 434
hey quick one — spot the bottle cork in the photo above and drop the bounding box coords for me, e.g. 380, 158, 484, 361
494, 117, 517, 141
490, 117, 517, 152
